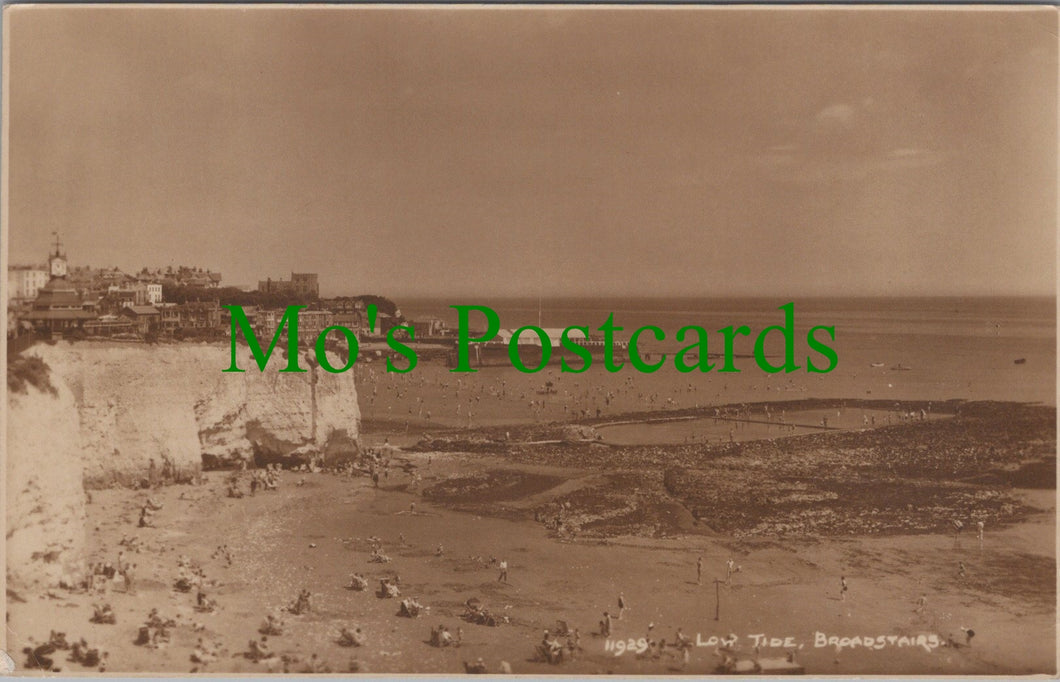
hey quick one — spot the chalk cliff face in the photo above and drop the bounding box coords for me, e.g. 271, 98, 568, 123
7, 341, 359, 589
6, 365, 86, 591
26, 342, 361, 487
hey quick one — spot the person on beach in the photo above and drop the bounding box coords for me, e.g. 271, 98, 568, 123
977, 520, 985, 544
840, 576, 848, 600
958, 561, 967, 579
675, 629, 692, 668
915, 594, 927, 613
726, 557, 735, 584
121, 564, 136, 594
260, 614, 284, 636
338, 626, 365, 647
138, 503, 157, 528
617, 593, 627, 619
697, 556, 703, 585
498, 560, 508, 583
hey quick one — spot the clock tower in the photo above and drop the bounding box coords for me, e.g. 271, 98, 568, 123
48, 233, 67, 278
24, 231, 92, 334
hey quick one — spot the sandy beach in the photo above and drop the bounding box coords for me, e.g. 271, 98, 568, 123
7, 372, 1055, 675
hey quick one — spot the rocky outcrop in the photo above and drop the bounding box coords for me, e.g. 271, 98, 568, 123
27, 342, 360, 487
196, 355, 361, 468
6, 358, 86, 591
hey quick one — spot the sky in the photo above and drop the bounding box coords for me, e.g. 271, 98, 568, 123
5, 6, 1057, 298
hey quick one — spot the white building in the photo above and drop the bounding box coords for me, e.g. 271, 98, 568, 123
7, 266, 49, 301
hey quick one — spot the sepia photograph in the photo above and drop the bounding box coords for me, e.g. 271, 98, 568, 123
2, 4, 1057, 676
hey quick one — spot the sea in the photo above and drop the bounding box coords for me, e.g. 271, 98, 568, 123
393, 296, 1056, 406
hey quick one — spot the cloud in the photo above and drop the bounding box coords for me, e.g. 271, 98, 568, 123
814, 103, 856, 130
752, 101, 943, 184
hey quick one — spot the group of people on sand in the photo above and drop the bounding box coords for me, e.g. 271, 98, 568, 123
23, 631, 108, 672
337, 626, 366, 648
22, 630, 108, 672
244, 635, 275, 663
135, 608, 176, 649
190, 637, 223, 666
285, 589, 313, 615
538, 626, 581, 664
90, 603, 116, 624
211, 544, 234, 567
225, 464, 283, 498
378, 576, 401, 598
430, 623, 461, 647
951, 517, 987, 544
260, 613, 285, 636
398, 596, 427, 617
369, 547, 393, 563
250, 465, 281, 494
138, 500, 161, 527
84, 559, 130, 593
173, 555, 205, 593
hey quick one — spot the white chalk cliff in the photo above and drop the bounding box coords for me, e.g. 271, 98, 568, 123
7, 341, 360, 588
6, 366, 86, 591
26, 342, 360, 486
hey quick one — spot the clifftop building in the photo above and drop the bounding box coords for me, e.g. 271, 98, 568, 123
258, 272, 319, 298
22, 236, 96, 334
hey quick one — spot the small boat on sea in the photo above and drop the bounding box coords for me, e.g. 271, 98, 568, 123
890, 364, 912, 371
870, 362, 885, 368
1014, 358, 1027, 365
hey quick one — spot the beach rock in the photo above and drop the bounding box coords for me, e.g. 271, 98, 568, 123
6, 357, 86, 590
558, 424, 599, 442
